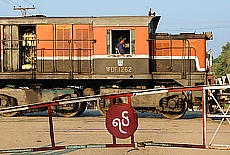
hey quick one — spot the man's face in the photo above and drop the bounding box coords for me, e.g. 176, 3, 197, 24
121, 39, 125, 44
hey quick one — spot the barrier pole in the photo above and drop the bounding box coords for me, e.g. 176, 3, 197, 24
48, 105, 55, 148
202, 89, 207, 148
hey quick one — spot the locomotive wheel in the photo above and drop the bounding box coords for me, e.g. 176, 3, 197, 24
82, 87, 95, 111
161, 94, 188, 119
56, 94, 86, 117
97, 98, 109, 116
0, 95, 18, 117
97, 98, 123, 116
76, 102, 87, 116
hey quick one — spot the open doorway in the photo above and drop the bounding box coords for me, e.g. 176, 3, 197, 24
19, 25, 36, 70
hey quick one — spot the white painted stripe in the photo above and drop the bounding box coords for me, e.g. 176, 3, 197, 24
36, 54, 203, 60
1, 148, 33, 153
59, 97, 100, 104
0, 106, 29, 114
36, 55, 205, 72
92, 54, 149, 59
36, 56, 92, 61
133, 89, 168, 96
154, 56, 205, 72
36, 54, 149, 60
203, 85, 230, 90
1, 54, 205, 71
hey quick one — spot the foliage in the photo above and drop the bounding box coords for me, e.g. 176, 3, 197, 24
213, 42, 230, 77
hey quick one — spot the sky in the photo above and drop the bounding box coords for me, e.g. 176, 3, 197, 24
1, 0, 230, 58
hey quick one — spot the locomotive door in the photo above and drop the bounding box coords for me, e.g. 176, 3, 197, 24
73, 24, 94, 73
55, 25, 72, 73
2, 25, 19, 71
36, 24, 94, 73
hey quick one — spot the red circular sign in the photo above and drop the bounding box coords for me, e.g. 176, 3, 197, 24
106, 103, 138, 139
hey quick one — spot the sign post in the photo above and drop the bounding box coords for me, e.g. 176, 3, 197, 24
105, 95, 138, 147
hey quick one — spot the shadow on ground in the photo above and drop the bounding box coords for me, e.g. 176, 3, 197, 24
24, 109, 202, 119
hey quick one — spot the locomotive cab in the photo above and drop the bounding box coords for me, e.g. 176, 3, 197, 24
93, 16, 161, 76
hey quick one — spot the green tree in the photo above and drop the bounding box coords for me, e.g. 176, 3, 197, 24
213, 42, 230, 77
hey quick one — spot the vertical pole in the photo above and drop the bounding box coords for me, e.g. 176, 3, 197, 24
13, 7, 35, 17
110, 98, 113, 106
110, 97, 115, 145
112, 135, 116, 145
128, 95, 135, 145
202, 89, 207, 148
131, 135, 134, 144
9, 25, 12, 71
48, 105, 55, 148
128, 96, 131, 106
0, 25, 3, 72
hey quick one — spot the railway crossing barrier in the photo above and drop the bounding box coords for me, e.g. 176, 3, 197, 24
1, 85, 230, 153
203, 85, 230, 149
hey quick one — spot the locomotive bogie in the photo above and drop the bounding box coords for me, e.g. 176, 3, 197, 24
0, 87, 84, 116
98, 87, 188, 119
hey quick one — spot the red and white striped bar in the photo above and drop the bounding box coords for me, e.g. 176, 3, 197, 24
0, 85, 205, 115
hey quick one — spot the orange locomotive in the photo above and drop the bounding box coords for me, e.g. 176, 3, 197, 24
0, 14, 212, 118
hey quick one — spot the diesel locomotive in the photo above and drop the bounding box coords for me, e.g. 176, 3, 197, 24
0, 14, 212, 118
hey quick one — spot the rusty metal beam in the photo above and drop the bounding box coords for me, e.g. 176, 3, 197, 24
137, 141, 205, 149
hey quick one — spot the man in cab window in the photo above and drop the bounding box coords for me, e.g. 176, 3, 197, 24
115, 37, 126, 55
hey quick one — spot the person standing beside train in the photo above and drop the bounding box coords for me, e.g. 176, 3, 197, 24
115, 37, 126, 55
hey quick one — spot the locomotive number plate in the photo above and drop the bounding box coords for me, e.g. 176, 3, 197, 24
105, 67, 132, 73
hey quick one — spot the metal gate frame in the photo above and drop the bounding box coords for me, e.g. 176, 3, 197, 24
202, 85, 230, 149
1, 85, 230, 153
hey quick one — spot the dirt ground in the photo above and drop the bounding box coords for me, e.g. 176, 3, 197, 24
0, 110, 230, 155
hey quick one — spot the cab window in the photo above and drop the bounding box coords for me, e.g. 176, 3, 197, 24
106, 29, 135, 55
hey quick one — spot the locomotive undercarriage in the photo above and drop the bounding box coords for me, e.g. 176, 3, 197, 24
0, 73, 204, 119
97, 83, 189, 119
0, 86, 88, 117
97, 94, 188, 119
